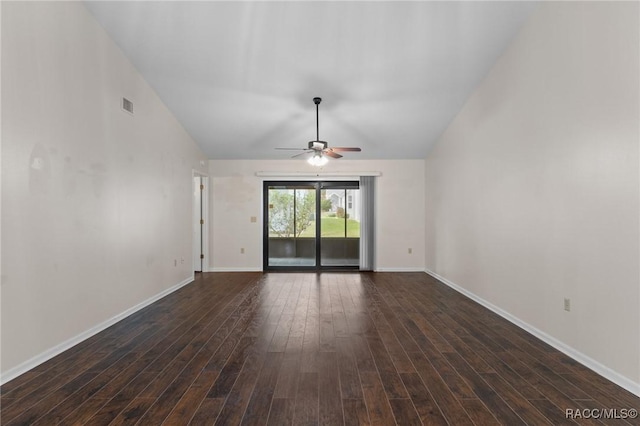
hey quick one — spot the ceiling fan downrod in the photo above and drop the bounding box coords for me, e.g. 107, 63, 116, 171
314, 97, 321, 141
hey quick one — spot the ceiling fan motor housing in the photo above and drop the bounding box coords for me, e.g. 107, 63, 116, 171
308, 141, 327, 150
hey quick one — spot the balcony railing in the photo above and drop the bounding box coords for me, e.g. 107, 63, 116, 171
268, 237, 359, 266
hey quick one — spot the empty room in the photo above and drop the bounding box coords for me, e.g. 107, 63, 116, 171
1, 1, 639, 425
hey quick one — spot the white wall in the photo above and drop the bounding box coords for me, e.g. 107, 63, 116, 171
0, 0, 4, 379
209, 159, 425, 272
425, 2, 639, 391
1, 2, 208, 380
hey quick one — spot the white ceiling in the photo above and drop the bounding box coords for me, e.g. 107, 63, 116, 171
84, 1, 537, 160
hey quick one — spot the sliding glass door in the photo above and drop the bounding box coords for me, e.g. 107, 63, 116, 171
264, 181, 359, 270
265, 184, 316, 267
320, 185, 360, 267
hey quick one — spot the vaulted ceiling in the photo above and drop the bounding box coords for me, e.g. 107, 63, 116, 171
84, 1, 536, 160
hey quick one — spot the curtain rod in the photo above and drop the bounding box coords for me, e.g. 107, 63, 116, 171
255, 171, 382, 177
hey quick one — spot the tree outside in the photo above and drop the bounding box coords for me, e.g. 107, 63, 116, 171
268, 189, 315, 237
294, 189, 315, 237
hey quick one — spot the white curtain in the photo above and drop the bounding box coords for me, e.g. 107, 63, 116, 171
359, 176, 375, 271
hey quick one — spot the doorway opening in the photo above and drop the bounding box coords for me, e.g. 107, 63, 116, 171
263, 181, 360, 271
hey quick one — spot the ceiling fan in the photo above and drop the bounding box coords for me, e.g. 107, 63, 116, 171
276, 97, 361, 166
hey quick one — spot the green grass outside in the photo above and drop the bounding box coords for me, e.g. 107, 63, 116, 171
299, 217, 360, 238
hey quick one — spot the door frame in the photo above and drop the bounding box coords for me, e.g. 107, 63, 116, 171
192, 171, 209, 273
263, 180, 359, 271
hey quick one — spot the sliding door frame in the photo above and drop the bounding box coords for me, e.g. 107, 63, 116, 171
263, 180, 360, 272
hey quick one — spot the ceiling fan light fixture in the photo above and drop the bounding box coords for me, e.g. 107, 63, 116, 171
308, 152, 328, 167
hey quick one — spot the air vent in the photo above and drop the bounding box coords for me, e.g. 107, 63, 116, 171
122, 97, 134, 114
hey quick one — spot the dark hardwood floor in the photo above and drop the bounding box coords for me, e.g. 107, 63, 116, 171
1, 272, 638, 425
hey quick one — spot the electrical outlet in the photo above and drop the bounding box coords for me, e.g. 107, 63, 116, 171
250, 216, 257, 223
240, 248, 245, 254
408, 248, 412, 254
564, 298, 571, 312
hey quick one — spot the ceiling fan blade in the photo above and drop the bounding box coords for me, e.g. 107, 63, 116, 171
275, 147, 308, 151
324, 150, 343, 159
291, 150, 313, 158
329, 147, 361, 152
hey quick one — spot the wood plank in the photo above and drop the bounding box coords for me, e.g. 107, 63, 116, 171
443, 352, 526, 425
456, 333, 544, 400
480, 372, 553, 425
163, 370, 219, 424
496, 351, 603, 426
342, 398, 371, 426
359, 371, 396, 426
189, 397, 225, 425
350, 335, 376, 374
399, 373, 448, 426
207, 336, 256, 398
372, 315, 416, 374
214, 348, 264, 425
336, 337, 363, 400
389, 398, 421, 425
318, 313, 336, 352
428, 356, 476, 400
108, 397, 156, 425
293, 372, 319, 426
406, 351, 474, 426
528, 398, 579, 426
459, 398, 500, 426
273, 351, 302, 399
241, 352, 283, 426
267, 398, 294, 426
366, 334, 408, 399
84, 370, 159, 425
3, 370, 99, 425
55, 397, 110, 426
43, 360, 152, 425
318, 352, 343, 425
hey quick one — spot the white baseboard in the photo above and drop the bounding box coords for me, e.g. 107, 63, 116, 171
375, 267, 425, 272
0, 276, 194, 386
207, 267, 426, 273
208, 267, 263, 272
209, 267, 424, 273
424, 269, 640, 397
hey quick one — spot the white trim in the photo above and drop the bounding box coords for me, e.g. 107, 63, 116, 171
192, 170, 209, 273
0, 1, 3, 390
424, 269, 640, 397
0, 276, 194, 386
208, 267, 263, 272
375, 267, 425, 272
255, 171, 382, 177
